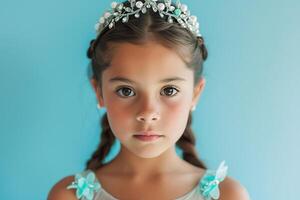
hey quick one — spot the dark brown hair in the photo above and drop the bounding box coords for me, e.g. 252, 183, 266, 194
85, 0, 208, 171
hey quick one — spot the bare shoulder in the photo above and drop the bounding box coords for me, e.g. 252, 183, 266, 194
219, 176, 251, 200
47, 175, 77, 200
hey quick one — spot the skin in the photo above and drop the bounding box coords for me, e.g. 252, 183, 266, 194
90, 39, 206, 199
91, 39, 205, 177
47, 39, 250, 200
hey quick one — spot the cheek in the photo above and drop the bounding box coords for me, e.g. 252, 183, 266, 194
104, 91, 130, 119
106, 109, 132, 141
105, 96, 133, 138
166, 100, 188, 117
163, 98, 191, 133
166, 93, 192, 115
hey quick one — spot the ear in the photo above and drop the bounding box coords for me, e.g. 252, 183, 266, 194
90, 78, 105, 107
191, 77, 206, 110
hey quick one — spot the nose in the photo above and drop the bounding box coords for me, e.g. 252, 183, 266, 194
136, 95, 160, 123
136, 112, 160, 122
136, 98, 160, 123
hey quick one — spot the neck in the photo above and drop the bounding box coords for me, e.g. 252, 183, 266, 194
110, 144, 185, 179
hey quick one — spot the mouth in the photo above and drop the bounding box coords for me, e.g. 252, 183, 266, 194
133, 134, 163, 142
134, 131, 164, 137
133, 131, 164, 142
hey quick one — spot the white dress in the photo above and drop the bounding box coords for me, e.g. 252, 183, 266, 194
66, 161, 228, 200
94, 182, 202, 200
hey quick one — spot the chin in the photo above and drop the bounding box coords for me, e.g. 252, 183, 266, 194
136, 151, 163, 159
129, 145, 168, 159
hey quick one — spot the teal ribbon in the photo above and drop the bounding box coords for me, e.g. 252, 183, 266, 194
199, 160, 228, 200
67, 170, 101, 200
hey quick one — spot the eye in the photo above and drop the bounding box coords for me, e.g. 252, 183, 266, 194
161, 86, 180, 97
115, 87, 135, 97
115, 86, 179, 98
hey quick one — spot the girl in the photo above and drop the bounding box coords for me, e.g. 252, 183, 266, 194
48, 0, 250, 199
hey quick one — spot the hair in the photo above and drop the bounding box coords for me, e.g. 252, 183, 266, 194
85, 0, 208, 171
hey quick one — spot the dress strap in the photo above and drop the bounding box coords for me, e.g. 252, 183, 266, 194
198, 160, 228, 200
66, 169, 102, 200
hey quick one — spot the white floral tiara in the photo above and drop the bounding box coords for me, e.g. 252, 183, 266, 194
94, 0, 201, 37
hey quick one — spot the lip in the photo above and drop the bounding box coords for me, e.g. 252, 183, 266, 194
134, 131, 163, 136
133, 131, 163, 142
133, 135, 163, 142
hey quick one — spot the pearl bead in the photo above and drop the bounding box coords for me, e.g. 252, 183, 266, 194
157, 3, 165, 11
94, 23, 99, 30
135, 13, 140, 18
111, 2, 118, 9
181, 4, 188, 12
136, 1, 143, 9
99, 17, 105, 24
104, 12, 111, 19
190, 15, 197, 22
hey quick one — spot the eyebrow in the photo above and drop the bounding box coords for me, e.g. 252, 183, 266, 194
109, 76, 186, 84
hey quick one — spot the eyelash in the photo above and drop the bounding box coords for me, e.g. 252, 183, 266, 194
115, 86, 180, 98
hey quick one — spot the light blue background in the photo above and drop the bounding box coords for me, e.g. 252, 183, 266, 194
1, 0, 299, 199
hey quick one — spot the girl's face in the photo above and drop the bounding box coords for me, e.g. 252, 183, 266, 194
93, 40, 205, 159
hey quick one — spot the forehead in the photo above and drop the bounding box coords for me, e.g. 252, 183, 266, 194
103, 40, 193, 84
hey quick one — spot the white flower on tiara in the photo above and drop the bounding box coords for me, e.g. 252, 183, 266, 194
94, 0, 202, 37
111, 2, 118, 9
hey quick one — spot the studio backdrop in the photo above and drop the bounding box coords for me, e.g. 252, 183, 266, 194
0, 0, 299, 199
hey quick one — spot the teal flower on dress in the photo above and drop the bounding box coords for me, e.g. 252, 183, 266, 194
67, 170, 101, 200
199, 160, 228, 200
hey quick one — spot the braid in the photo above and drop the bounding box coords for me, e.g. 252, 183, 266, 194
85, 113, 116, 170
197, 36, 208, 61
176, 112, 207, 169
87, 39, 96, 59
